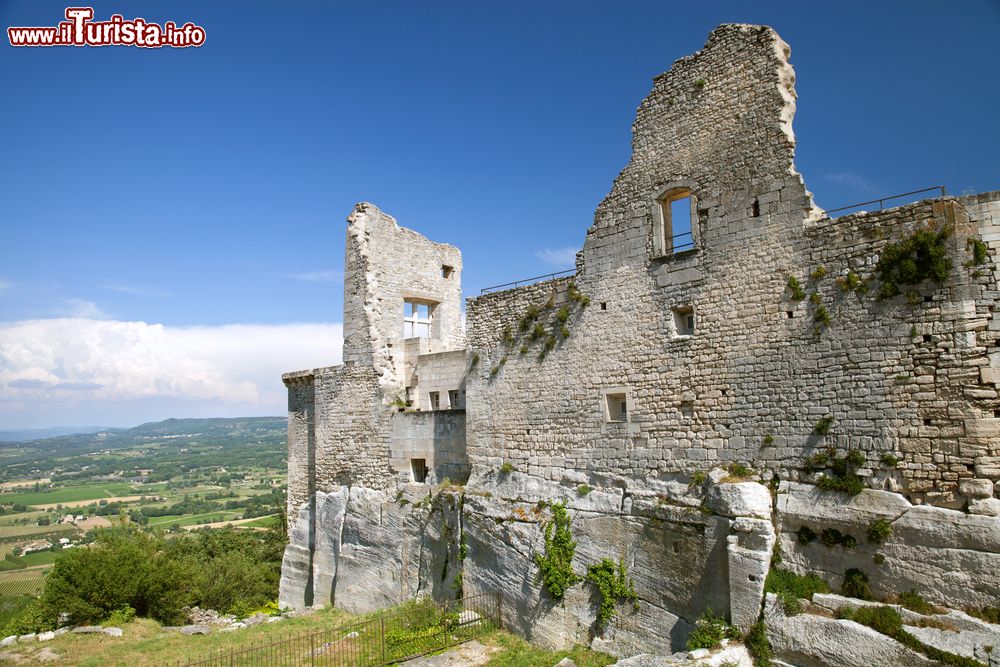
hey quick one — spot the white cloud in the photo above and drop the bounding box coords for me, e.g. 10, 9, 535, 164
0, 281, 11, 294
66, 299, 110, 319
825, 172, 874, 192
101, 283, 172, 298
0, 318, 343, 427
284, 270, 343, 283
534, 247, 578, 270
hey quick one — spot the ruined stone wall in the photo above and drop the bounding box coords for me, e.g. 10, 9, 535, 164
464, 24, 999, 507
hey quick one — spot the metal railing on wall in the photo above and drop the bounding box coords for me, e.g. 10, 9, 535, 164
480, 269, 575, 295
826, 185, 946, 215
179, 592, 501, 667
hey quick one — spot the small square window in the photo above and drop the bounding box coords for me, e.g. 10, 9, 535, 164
429, 391, 440, 410
410, 458, 427, 483
680, 401, 694, 419
673, 306, 695, 337
605, 392, 628, 422
442, 265, 454, 279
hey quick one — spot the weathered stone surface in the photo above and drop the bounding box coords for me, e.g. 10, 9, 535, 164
71, 626, 102, 634
776, 481, 1000, 610
0, 636, 16, 647
763, 594, 935, 667
102, 627, 123, 637
705, 483, 771, 520
36, 631, 55, 642
905, 624, 1000, 666
180, 625, 211, 635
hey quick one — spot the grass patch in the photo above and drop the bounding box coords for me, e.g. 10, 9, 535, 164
481, 630, 615, 667
686, 609, 739, 650
765, 567, 830, 615
841, 605, 986, 667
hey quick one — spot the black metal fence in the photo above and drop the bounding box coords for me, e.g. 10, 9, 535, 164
179, 592, 501, 667
826, 185, 946, 215
480, 269, 575, 294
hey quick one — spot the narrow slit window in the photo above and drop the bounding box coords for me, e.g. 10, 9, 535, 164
448, 390, 460, 409
429, 391, 440, 410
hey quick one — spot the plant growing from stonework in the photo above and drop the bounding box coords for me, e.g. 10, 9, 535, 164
787, 276, 806, 301
534, 502, 579, 601
686, 609, 739, 650
810, 266, 827, 280
867, 518, 892, 545
499, 462, 514, 475
586, 558, 638, 631
875, 227, 952, 301
837, 271, 862, 292
966, 237, 989, 267
815, 448, 865, 496
812, 416, 834, 436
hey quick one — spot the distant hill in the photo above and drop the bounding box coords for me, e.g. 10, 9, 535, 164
0, 426, 112, 442
0, 417, 287, 478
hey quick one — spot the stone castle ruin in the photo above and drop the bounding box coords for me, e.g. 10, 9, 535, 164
279, 24, 1000, 661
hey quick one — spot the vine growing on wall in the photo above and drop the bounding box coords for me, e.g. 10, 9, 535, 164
534, 501, 578, 600
585, 558, 638, 630
486, 281, 591, 379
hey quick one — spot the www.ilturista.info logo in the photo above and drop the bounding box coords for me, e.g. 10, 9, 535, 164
8, 7, 206, 48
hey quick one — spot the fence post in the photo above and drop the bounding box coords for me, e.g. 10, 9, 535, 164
310, 631, 316, 666
380, 617, 387, 665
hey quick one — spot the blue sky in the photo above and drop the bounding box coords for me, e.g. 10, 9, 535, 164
1, 1, 998, 429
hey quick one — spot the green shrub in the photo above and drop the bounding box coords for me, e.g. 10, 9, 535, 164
686, 609, 738, 650
897, 589, 935, 615
851, 604, 902, 635
814, 305, 832, 326
534, 502, 578, 600
763, 434, 774, 445
814, 448, 866, 496
841, 568, 873, 600
875, 227, 952, 300
809, 291, 822, 305
556, 306, 570, 323
102, 604, 136, 626
880, 453, 900, 467
867, 518, 892, 545
796, 526, 817, 545
813, 416, 834, 436
873, 553, 886, 565
967, 237, 989, 266
500, 462, 514, 474
585, 558, 638, 630
196, 551, 275, 616
725, 462, 752, 479
744, 621, 773, 667
765, 567, 830, 602
787, 276, 806, 301
811, 266, 827, 280
577, 484, 591, 497
0, 597, 49, 636
837, 272, 862, 292
529, 322, 546, 341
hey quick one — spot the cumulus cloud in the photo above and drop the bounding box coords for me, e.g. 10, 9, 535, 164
284, 270, 343, 283
534, 247, 578, 270
0, 318, 343, 427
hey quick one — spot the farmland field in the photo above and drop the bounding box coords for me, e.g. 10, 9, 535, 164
0, 482, 136, 507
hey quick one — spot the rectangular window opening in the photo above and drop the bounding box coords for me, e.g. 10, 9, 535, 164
680, 401, 695, 419
655, 189, 697, 256
605, 392, 628, 423
429, 391, 440, 410
442, 265, 454, 279
403, 299, 435, 339
448, 389, 460, 409
410, 458, 427, 483
673, 305, 695, 337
